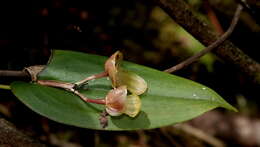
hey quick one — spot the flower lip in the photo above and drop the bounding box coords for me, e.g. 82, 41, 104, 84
105, 107, 122, 116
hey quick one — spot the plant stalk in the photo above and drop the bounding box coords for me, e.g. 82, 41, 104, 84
0, 84, 11, 90
75, 71, 108, 86
37, 80, 106, 105
37, 80, 75, 92
73, 90, 106, 105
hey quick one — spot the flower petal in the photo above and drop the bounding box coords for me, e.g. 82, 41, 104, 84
123, 94, 141, 117
106, 107, 122, 116
104, 51, 123, 87
105, 85, 127, 116
116, 69, 147, 95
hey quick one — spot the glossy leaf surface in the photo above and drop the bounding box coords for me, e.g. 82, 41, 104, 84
11, 50, 236, 130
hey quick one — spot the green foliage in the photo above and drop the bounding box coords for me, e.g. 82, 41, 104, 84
11, 50, 236, 130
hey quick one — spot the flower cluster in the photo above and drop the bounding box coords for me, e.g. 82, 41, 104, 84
78, 51, 147, 117
37, 51, 147, 118
103, 51, 147, 117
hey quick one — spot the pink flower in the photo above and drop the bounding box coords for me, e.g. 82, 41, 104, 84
105, 86, 141, 117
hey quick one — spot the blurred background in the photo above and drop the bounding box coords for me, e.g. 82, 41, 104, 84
0, 0, 259, 146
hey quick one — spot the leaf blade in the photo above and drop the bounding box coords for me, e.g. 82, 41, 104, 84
11, 50, 237, 130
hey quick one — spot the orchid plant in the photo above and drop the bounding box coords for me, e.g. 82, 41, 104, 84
11, 50, 237, 130
37, 51, 147, 119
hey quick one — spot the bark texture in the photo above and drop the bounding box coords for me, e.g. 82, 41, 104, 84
157, 0, 260, 83
0, 118, 46, 147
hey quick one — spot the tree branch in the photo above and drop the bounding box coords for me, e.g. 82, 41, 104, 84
164, 4, 243, 73
0, 70, 29, 77
0, 66, 45, 82
0, 118, 46, 146
157, 0, 260, 83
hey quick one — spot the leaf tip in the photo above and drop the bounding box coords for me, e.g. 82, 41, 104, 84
222, 103, 238, 112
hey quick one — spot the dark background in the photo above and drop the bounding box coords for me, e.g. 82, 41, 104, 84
0, 0, 259, 146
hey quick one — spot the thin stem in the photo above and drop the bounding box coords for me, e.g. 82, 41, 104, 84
37, 80, 106, 105
75, 71, 108, 86
0, 84, 11, 90
0, 70, 29, 77
164, 4, 243, 73
37, 80, 75, 92
73, 90, 106, 105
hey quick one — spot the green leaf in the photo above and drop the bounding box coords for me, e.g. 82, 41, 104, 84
11, 50, 237, 130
